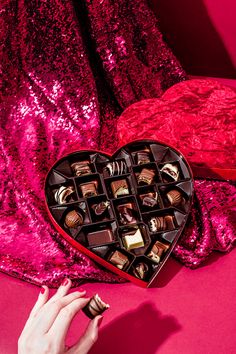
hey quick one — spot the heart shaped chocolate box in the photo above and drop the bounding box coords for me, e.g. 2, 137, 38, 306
45, 140, 193, 287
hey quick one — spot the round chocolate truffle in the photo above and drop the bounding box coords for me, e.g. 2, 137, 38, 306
64, 210, 83, 228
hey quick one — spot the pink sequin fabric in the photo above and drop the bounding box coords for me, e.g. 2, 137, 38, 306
0, 0, 186, 287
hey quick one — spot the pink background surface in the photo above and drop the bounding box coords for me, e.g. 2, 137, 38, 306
1, 0, 236, 351
150, 0, 236, 78
1, 247, 236, 354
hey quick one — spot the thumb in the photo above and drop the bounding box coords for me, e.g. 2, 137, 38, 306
67, 315, 103, 354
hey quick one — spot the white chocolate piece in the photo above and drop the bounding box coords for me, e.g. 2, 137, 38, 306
123, 229, 144, 250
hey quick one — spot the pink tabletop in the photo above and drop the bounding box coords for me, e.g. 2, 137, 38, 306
1, 247, 235, 354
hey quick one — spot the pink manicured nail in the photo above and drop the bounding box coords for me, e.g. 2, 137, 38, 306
62, 278, 69, 286
40, 287, 45, 294
97, 316, 103, 327
78, 288, 85, 292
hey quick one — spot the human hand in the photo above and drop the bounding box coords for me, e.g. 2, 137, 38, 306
18, 279, 103, 354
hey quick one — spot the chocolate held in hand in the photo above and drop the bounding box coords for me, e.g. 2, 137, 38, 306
117, 203, 137, 224
137, 168, 155, 185
160, 163, 179, 181
83, 294, 110, 319
71, 161, 91, 176
64, 210, 83, 228
54, 185, 75, 204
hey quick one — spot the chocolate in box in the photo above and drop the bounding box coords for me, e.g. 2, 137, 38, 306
45, 140, 194, 287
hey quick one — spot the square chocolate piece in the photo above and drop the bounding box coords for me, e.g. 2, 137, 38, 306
87, 229, 114, 247
111, 179, 129, 198
80, 181, 98, 198
122, 228, 144, 250
137, 168, 155, 185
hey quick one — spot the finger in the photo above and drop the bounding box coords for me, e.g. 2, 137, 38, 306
29, 286, 49, 318
46, 278, 72, 304
33, 290, 87, 334
48, 297, 90, 344
21, 286, 49, 334
68, 316, 103, 354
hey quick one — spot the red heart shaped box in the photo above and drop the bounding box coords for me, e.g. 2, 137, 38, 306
45, 140, 193, 287
118, 79, 236, 180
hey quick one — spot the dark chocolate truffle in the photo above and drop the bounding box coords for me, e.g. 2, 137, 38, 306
83, 294, 110, 319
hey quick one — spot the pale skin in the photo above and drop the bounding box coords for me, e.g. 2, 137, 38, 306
18, 278, 103, 354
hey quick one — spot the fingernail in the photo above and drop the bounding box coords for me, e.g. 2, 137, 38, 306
40, 287, 45, 294
62, 278, 69, 286
97, 316, 103, 327
78, 288, 85, 292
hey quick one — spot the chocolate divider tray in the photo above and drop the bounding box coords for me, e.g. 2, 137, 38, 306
45, 139, 194, 287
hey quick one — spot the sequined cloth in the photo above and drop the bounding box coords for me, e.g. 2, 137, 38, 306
0, 0, 186, 286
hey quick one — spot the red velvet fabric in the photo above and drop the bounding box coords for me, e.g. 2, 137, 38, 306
118, 79, 236, 180
118, 79, 236, 267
